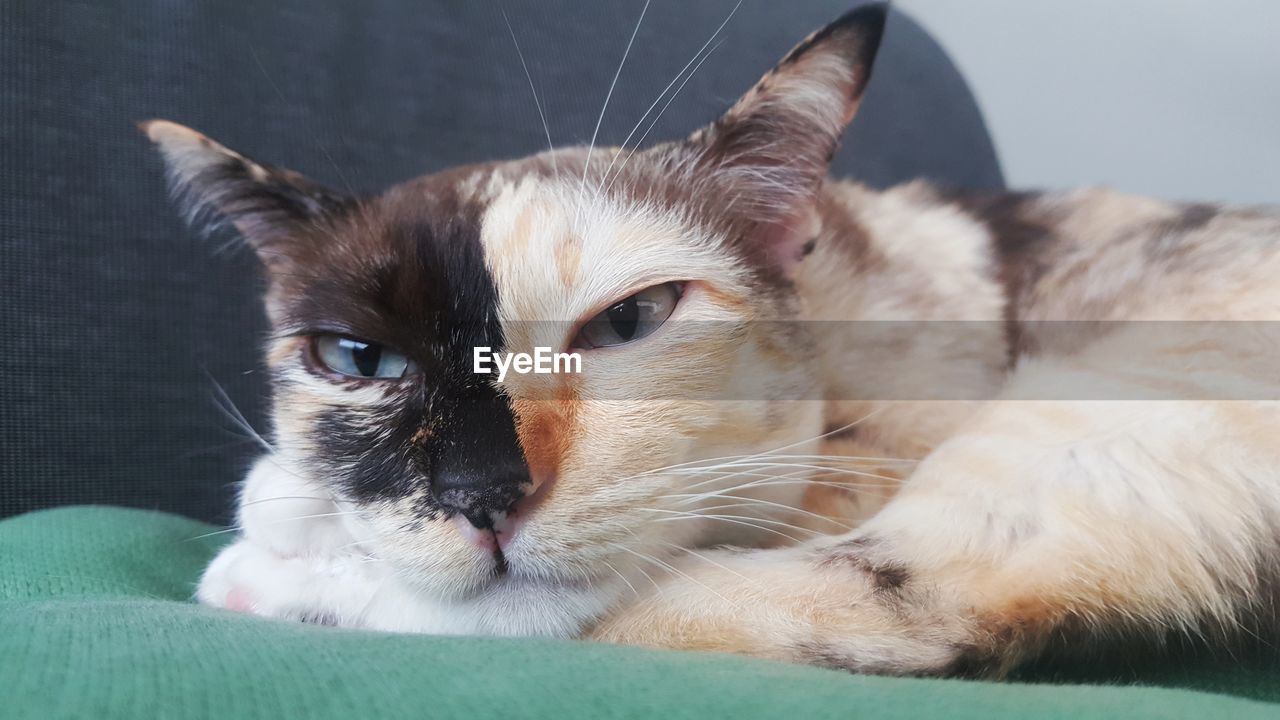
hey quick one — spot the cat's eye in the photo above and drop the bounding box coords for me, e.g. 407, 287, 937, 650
312, 335, 417, 380
574, 282, 682, 349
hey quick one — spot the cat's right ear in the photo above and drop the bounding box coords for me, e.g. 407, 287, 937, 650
140, 120, 353, 269
678, 4, 886, 275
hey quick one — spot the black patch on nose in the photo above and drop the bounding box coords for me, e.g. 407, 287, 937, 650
427, 380, 531, 524
301, 178, 532, 515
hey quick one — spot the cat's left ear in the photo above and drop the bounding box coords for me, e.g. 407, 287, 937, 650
140, 120, 353, 270
683, 4, 886, 272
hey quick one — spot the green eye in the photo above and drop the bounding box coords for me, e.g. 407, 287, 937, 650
574, 282, 682, 349
313, 335, 416, 379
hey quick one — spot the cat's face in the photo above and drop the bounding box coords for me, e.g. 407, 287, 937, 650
147, 7, 884, 632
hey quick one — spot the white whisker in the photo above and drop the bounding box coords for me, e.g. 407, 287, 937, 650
626, 408, 893, 482
609, 541, 741, 609
599, 36, 725, 201
640, 507, 818, 541
578, 0, 651, 218
600, 558, 641, 598
658, 541, 761, 588
184, 526, 246, 541
613, 546, 662, 592
239, 495, 333, 508
594, 0, 743, 195
664, 491, 854, 531
501, 6, 559, 180
203, 368, 272, 454
676, 462, 904, 485
185, 510, 360, 542
675, 475, 896, 499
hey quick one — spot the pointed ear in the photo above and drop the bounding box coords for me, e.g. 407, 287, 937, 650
140, 120, 353, 268
684, 4, 886, 272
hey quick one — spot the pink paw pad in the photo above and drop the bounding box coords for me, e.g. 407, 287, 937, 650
224, 587, 257, 614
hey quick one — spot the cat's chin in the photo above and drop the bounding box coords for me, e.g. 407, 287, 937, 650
387, 570, 619, 638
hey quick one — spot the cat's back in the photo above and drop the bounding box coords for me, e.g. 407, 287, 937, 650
960, 186, 1280, 322
813, 180, 1280, 323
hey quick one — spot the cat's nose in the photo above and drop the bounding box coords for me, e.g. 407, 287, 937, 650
451, 509, 516, 553
431, 471, 529, 530
447, 477, 551, 553
422, 385, 534, 530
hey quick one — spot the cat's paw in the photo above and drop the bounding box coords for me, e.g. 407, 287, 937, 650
589, 542, 980, 677
196, 538, 380, 627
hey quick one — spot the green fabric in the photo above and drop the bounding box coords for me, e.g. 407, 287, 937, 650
1, 507, 1276, 719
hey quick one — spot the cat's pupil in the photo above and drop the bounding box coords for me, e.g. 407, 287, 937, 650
606, 298, 639, 341
348, 340, 383, 377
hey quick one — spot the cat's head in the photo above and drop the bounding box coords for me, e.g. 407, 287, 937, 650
146, 6, 884, 633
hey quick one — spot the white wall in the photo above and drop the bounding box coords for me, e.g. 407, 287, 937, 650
897, 0, 1280, 205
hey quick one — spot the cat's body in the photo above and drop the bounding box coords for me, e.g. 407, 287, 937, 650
147, 5, 1280, 676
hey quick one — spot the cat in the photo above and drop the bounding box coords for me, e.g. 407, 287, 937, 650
144, 4, 1280, 677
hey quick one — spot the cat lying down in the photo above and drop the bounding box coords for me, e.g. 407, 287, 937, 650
144, 4, 1280, 677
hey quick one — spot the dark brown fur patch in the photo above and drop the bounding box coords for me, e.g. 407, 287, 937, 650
791, 640, 864, 673
815, 187, 876, 270
821, 420, 859, 442
777, 4, 886, 88
817, 537, 911, 595
1171, 203, 1219, 234
1143, 202, 1220, 262
946, 190, 1056, 365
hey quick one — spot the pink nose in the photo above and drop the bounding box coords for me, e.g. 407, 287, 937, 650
453, 512, 518, 552
452, 474, 553, 553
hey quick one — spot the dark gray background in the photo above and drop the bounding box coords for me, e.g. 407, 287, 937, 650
0, 0, 1002, 522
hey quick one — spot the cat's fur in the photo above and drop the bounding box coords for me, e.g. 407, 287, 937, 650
145, 5, 1280, 676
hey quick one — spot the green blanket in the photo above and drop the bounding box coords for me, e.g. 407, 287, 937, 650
1, 506, 1276, 719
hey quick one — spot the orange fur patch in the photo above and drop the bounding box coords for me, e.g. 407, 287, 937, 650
511, 385, 578, 487
555, 235, 582, 288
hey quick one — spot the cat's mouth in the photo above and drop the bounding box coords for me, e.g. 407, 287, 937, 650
491, 543, 510, 577
470, 555, 601, 596
452, 476, 596, 588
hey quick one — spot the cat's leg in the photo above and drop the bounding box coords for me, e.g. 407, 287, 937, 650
591, 398, 1280, 676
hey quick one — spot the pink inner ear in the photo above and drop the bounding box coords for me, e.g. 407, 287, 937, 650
761, 204, 819, 276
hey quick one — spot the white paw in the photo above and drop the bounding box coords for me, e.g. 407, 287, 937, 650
196, 537, 383, 627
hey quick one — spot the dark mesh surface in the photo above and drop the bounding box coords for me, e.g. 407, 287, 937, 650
0, 0, 1003, 523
